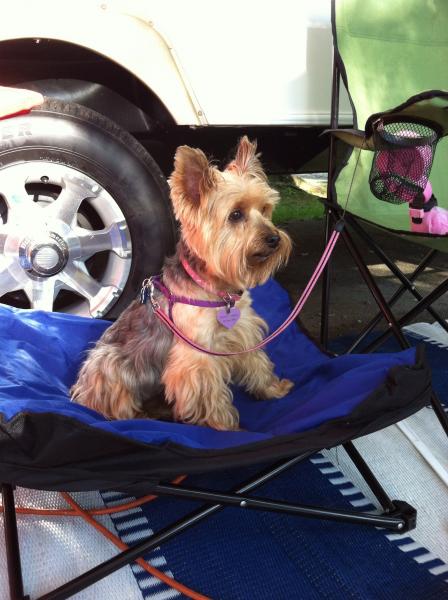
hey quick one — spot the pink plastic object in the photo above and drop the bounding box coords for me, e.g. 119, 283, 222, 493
377, 130, 448, 235
409, 182, 448, 234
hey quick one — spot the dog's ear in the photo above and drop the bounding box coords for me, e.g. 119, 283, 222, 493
226, 136, 266, 180
169, 146, 217, 212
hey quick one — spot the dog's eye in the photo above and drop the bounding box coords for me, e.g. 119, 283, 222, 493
229, 209, 244, 222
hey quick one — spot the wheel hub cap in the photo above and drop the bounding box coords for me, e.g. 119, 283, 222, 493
20, 233, 69, 277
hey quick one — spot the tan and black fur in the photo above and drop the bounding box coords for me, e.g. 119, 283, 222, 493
71, 137, 293, 430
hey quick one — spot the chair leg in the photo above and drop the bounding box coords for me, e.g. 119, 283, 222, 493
337, 222, 448, 437
430, 394, 448, 437
349, 217, 448, 329
344, 216, 448, 353
1, 484, 29, 600
363, 277, 448, 353
321, 208, 334, 348
339, 225, 409, 347
343, 442, 396, 512
320, 60, 341, 349
346, 248, 440, 353
152, 482, 412, 531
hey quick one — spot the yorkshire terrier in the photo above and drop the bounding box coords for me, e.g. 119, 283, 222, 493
71, 137, 293, 430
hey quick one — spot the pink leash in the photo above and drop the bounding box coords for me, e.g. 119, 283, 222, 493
148, 224, 342, 357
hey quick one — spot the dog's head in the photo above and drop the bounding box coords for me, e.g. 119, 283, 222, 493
168, 137, 292, 289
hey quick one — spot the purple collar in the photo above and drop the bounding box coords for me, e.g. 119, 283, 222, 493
140, 275, 240, 320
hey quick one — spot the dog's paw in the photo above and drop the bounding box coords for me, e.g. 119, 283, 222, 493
207, 419, 241, 431
264, 377, 294, 399
205, 410, 240, 431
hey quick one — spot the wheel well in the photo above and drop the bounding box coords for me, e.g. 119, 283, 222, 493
0, 38, 176, 135
0, 38, 329, 175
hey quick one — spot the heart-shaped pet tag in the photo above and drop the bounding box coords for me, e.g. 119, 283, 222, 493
217, 306, 241, 329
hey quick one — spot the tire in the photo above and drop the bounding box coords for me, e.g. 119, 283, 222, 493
0, 98, 176, 318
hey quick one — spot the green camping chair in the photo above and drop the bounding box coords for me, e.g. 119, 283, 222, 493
324, 0, 448, 434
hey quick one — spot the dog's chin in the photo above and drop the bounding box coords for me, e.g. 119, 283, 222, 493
246, 247, 289, 287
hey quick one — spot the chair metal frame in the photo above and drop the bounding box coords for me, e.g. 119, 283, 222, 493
321, 44, 448, 439
2, 441, 417, 600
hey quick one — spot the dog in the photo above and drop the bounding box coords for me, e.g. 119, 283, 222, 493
71, 137, 293, 430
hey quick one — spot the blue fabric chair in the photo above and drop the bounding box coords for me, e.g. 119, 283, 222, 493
0, 279, 428, 488
0, 278, 431, 597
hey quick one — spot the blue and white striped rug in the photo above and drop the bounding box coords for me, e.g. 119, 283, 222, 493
99, 325, 448, 600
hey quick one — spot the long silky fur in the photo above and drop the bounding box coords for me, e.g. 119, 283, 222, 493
71, 301, 173, 420
71, 137, 294, 429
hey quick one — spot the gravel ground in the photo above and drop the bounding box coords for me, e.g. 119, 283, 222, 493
275, 219, 448, 341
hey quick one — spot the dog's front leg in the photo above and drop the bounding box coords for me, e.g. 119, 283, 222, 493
162, 344, 240, 430
232, 350, 294, 400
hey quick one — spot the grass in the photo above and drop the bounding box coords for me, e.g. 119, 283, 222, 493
269, 175, 325, 224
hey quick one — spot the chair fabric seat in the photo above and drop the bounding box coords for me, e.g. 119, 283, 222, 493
0, 279, 431, 491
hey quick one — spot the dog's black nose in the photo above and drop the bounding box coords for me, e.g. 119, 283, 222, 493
265, 233, 280, 248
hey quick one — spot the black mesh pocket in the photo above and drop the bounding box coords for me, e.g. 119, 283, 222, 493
369, 119, 440, 204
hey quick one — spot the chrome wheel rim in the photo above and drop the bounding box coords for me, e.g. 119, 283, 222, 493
0, 161, 132, 317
